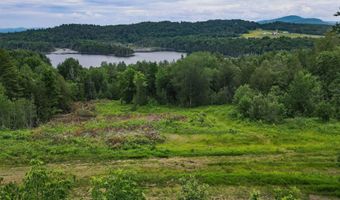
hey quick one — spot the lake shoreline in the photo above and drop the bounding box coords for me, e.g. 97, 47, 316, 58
49, 48, 186, 57
47, 51, 187, 68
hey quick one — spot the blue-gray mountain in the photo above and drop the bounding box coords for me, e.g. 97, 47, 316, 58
0, 28, 27, 33
258, 15, 336, 25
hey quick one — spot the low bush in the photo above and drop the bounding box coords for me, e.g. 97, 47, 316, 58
233, 85, 285, 123
91, 170, 145, 200
315, 101, 333, 122
0, 160, 74, 200
178, 175, 209, 200
274, 187, 302, 200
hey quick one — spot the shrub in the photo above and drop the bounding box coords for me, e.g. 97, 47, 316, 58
315, 101, 333, 121
0, 160, 74, 200
233, 85, 285, 123
274, 187, 302, 200
91, 170, 145, 200
249, 190, 261, 200
249, 93, 285, 123
0, 85, 37, 130
178, 175, 209, 200
190, 112, 214, 127
284, 71, 321, 116
233, 85, 255, 118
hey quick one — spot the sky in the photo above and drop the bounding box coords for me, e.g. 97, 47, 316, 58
0, 0, 339, 28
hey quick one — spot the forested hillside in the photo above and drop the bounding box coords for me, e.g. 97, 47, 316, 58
0, 32, 339, 130
0, 19, 331, 56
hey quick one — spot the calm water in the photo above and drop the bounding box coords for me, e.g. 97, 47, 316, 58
46, 51, 186, 67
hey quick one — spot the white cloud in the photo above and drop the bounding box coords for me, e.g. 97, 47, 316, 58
0, 0, 339, 28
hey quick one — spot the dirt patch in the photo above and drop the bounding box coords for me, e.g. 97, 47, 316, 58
73, 124, 165, 149
104, 125, 165, 149
51, 102, 97, 124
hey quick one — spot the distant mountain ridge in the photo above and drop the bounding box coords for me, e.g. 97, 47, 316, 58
0, 27, 27, 33
258, 15, 336, 25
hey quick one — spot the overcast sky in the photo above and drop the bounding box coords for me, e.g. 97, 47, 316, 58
0, 0, 339, 28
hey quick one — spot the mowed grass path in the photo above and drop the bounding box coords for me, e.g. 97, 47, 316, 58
0, 101, 339, 199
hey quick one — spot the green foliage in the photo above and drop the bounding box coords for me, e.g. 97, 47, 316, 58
1, 19, 327, 56
91, 170, 145, 200
314, 32, 340, 52
284, 71, 321, 116
150, 36, 314, 57
315, 101, 333, 121
0, 160, 74, 200
189, 112, 214, 127
0, 49, 73, 127
314, 49, 340, 86
329, 74, 340, 119
0, 84, 37, 129
155, 66, 176, 104
57, 58, 83, 81
119, 67, 137, 104
133, 71, 148, 106
172, 53, 214, 107
274, 187, 302, 200
248, 93, 285, 123
178, 175, 209, 200
1, 32, 340, 130
0, 49, 21, 99
260, 22, 330, 35
71, 40, 134, 56
249, 190, 261, 200
1, 101, 340, 198
233, 85, 285, 123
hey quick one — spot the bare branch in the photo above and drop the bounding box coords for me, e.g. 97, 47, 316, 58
335, 9, 340, 16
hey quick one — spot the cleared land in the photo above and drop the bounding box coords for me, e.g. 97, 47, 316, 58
242, 29, 324, 39
0, 101, 339, 199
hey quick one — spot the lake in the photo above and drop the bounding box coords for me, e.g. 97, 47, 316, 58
46, 50, 186, 67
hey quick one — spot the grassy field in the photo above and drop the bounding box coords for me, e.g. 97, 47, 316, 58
0, 100, 339, 199
242, 29, 324, 39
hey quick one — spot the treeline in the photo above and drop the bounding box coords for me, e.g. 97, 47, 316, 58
0, 49, 72, 129
0, 33, 339, 130
1, 20, 329, 44
57, 33, 339, 121
0, 20, 260, 44
143, 36, 315, 56
261, 22, 331, 35
0, 19, 330, 56
69, 40, 134, 56
0, 40, 53, 52
0, 39, 134, 56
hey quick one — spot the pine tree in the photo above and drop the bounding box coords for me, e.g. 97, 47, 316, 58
0, 49, 22, 99
133, 72, 148, 106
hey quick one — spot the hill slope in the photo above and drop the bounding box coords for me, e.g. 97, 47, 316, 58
258, 15, 335, 25
0, 27, 27, 33
0, 19, 330, 55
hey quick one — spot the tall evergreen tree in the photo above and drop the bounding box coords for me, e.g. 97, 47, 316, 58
0, 49, 22, 99
133, 72, 148, 106
118, 67, 136, 104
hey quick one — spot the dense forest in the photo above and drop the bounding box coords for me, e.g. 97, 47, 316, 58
0, 19, 331, 56
0, 31, 339, 130
144, 36, 315, 56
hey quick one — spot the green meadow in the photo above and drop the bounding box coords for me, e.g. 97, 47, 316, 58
0, 101, 339, 199
242, 29, 323, 39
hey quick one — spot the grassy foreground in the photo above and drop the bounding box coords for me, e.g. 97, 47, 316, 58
242, 29, 323, 39
0, 100, 339, 199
